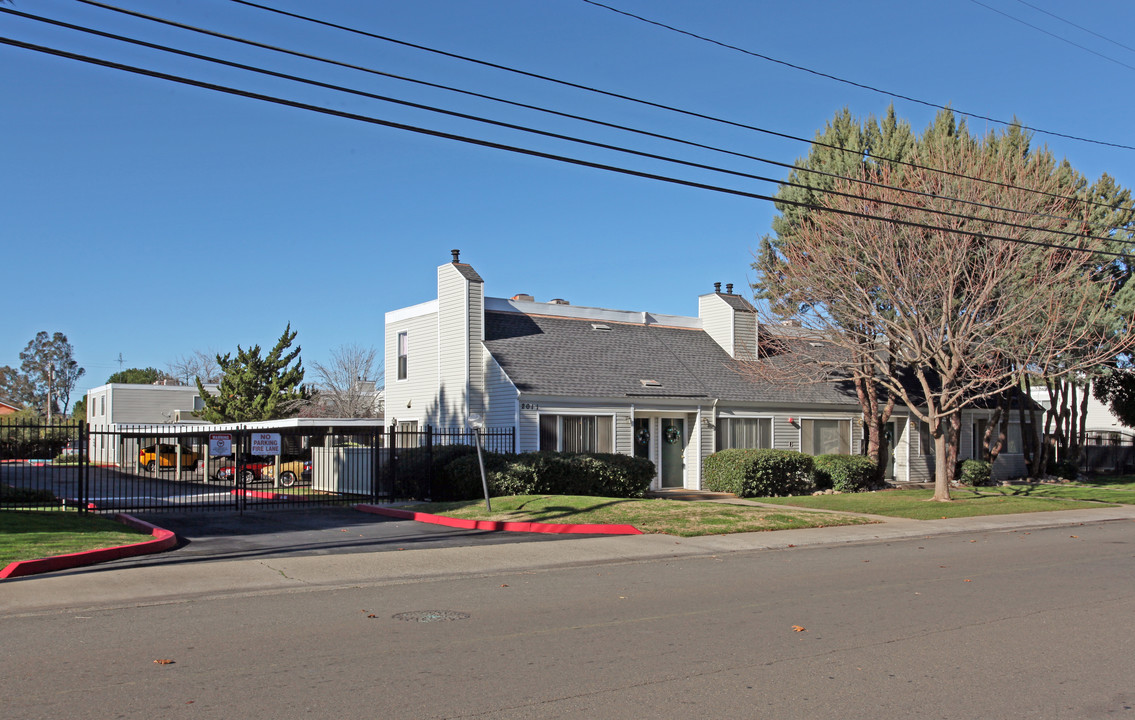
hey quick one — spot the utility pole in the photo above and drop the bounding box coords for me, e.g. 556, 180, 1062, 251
116, 352, 124, 370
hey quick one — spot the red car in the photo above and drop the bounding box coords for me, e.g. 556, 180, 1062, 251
211, 460, 272, 483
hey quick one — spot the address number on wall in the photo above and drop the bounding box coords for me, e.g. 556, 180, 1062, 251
521, 403, 539, 411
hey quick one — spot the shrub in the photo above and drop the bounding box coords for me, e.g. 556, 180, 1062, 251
441, 450, 514, 500
442, 450, 655, 499
812, 454, 877, 492
1, 483, 58, 505
1047, 459, 1079, 481
702, 449, 813, 497
957, 459, 992, 487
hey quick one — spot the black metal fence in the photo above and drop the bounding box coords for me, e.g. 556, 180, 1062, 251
0, 421, 514, 514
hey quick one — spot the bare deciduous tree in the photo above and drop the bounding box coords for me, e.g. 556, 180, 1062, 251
310, 344, 383, 418
167, 350, 222, 386
752, 126, 1134, 500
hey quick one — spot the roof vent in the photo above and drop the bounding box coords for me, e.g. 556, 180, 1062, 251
591, 323, 612, 331
726, 283, 734, 294
714, 282, 722, 293
511, 293, 534, 302
640, 379, 661, 387
451, 249, 461, 263
548, 298, 570, 305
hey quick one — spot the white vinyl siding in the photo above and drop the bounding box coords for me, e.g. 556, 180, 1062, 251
384, 310, 438, 427
437, 265, 470, 422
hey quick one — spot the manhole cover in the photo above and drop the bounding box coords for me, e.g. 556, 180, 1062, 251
392, 610, 470, 623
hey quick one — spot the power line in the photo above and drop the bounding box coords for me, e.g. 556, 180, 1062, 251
3, 34, 1128, 262
1011, 0, 1135, 56
968, 0, 1135, 71
215, 0, 1126, 214
5, 7, 1107, 242
579, 0, 1135, 152
25, 2, 1058, 225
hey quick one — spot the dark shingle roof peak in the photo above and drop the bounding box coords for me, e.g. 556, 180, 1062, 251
451, 263, 483, 283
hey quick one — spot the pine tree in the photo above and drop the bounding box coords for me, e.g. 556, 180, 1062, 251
196, 324, 309, 423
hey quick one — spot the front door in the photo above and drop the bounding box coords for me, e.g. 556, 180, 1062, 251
884, 421, 897, 480
660, 417, 685, 488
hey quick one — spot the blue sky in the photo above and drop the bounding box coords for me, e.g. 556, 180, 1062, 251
3, 0, 1134, 401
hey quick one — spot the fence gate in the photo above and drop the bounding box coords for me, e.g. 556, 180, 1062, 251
1, 421, 514, 514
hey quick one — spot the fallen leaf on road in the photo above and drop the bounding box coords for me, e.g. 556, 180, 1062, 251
367, 614, 377, 618
792, 625, 806, 632
1070, 535, 1079, 539
963, 579, 972, 582
501, 584, 509, 587
154, 659, 175, 665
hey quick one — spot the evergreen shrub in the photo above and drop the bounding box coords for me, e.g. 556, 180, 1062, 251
702, 449, 813, 497
957, 459, 993, 486
812, 454, 877, 492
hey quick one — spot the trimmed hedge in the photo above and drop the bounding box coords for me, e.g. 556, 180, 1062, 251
440, 450, 656, 499
702, 449, 813, 497
957, 459, 992, 487
812, 454, 877, 492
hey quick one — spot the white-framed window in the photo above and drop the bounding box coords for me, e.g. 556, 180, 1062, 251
99, 396, 105, 416
717, 417, 773, 450
397, 331, 408, 381
974, 418, 1023, 456
395, 420, 419, 448
801, 418, 851, 455
919, 421, 935, 457
539, 414, 614, 453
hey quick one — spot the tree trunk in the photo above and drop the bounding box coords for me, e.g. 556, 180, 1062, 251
1074, 382, 1090, 463
933, 431, 952, 501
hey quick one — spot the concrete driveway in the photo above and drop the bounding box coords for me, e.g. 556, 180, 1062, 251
101, 505, 589, 568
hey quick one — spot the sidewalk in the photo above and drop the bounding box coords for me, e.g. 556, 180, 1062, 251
4, 503, 1132, 616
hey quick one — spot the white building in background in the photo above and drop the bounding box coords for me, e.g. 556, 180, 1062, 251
1029, 383, 1134, 441
86, 382, 217, 465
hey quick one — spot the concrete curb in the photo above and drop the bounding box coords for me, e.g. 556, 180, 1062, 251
356, 504, 644, 535
0, 514, 177, 579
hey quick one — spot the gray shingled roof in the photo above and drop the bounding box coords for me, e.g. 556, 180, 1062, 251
714, 292, 757, 312
451, 263, 483, 283
484, 311, 860, 406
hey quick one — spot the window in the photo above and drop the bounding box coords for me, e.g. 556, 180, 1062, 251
919, 421, 935, 457
717, 417, 772, 450
395, 420, 419, 448
975, 419, 1023, 455
99, 396, 105, 416
801, 419, 850, 455
539, 414, 613, 453
397, 331, 408, 381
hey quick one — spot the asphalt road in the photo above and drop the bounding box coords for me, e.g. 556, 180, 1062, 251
3, 517, 1133, 719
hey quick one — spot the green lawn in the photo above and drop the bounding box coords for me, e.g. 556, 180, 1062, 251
403, 495, 875, 537
975, 480, 1135, 505
0, 511, 151, 568
756, 488, 1115, 519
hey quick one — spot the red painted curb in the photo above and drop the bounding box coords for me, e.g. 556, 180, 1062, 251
355, 504, 643, 535
230, 489, 299, 501
0, 514, 177, 579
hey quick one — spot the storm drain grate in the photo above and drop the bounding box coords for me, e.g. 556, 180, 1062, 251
392, 610, 470, 623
